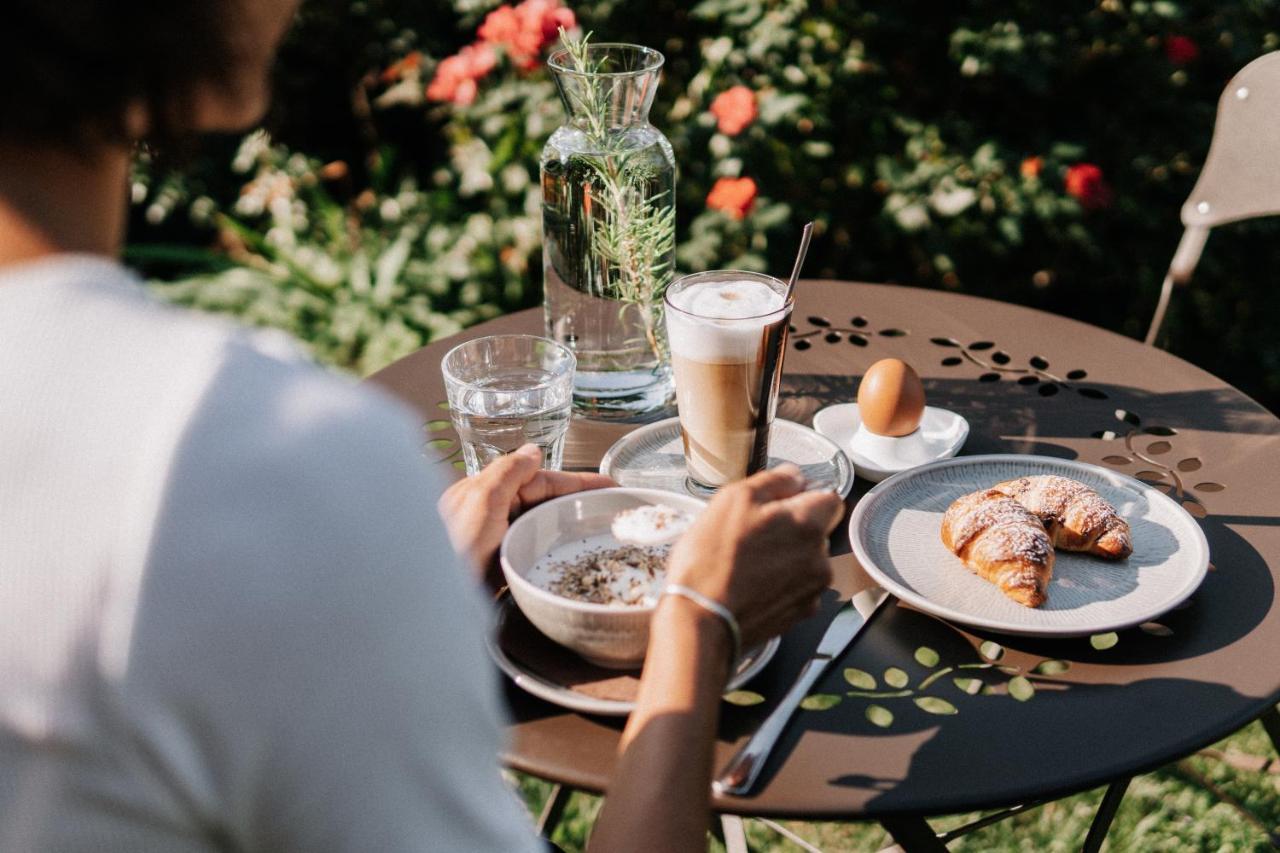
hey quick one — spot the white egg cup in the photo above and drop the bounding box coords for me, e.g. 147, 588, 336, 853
812, 403, 970, 482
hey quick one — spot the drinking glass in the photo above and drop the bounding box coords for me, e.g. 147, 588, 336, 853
664, 270, 793, 494
442, 335, 576, 474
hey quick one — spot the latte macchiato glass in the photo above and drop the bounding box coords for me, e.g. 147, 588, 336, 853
664, 271, 792, 493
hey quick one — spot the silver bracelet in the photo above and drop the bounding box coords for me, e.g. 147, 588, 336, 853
661, 584, 742, 667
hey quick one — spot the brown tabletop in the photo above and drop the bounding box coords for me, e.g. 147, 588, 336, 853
368, 280, 1280, 820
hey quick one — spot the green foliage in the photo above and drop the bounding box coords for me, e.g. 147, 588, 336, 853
129, 0, 1280, 412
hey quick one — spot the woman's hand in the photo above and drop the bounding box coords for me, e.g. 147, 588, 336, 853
665, 465, 844, 650
437, 444, 615, 579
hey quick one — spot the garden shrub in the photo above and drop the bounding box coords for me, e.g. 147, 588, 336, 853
130, 0, 1280, 409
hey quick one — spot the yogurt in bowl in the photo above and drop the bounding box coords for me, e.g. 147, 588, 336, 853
500, 488, 704, 669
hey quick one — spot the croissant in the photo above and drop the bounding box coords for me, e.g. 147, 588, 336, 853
941, 490, 1055, 608
991, 475, 1132, 560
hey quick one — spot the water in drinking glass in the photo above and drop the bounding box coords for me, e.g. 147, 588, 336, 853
450, 369, 572, 473
442, 335, 576, 475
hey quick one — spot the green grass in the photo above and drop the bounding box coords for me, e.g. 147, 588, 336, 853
513, 719, 1280, 851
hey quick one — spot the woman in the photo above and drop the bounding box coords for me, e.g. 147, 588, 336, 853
0, 3, 841, 851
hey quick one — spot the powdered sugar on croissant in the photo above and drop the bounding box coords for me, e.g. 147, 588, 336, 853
991, 475, 1132, 560
941, 490, 1055, 608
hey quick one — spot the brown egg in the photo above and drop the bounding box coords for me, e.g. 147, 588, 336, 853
857, 359, 926, 436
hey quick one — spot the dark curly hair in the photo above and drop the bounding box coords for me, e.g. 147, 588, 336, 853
1, 1, 232, 147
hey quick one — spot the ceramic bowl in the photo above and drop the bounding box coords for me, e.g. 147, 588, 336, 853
500, 487, 706, 669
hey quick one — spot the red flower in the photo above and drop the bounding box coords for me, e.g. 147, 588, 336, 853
426, 42, 497, 106
1165, 35, 1199, 65
709, 86, 758, 136
478, 5, 521, 47
479, 0, 575, 70
1064, 163, 1113, 211
706, 177, 758, 219
1020, 156, 1043, 180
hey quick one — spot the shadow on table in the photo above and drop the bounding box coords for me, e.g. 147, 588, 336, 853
826, 673, 1265, 818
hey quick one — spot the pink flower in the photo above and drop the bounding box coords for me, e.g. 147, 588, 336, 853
479, 0, 576, 70
706, 177, 758, 219
1164, 35, 1199, 65
709, 86, 758, 136
1064, 163, 1113, 211
426, 42, 497, 105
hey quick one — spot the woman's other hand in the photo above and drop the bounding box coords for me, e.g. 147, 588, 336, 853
437, 443, 615, 579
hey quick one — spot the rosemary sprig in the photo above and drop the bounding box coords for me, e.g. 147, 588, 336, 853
556, 30, 676, 357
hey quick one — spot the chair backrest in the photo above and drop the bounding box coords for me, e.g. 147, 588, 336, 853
1145, 50, 1280, 346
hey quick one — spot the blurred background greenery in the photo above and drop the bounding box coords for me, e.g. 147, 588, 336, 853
129, 0, 1279, 411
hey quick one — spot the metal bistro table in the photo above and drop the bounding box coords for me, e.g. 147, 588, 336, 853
369, 280, 1280, 850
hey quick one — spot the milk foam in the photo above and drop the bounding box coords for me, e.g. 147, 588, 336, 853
667, 279, 786, 363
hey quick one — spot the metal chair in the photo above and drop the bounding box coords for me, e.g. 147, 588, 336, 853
1145, 50, 1280, 346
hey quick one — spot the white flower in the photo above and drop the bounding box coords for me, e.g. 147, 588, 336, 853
500, 164, 529, 194
232, 130, 271, 174
265, 226, 296, 249
886, 194, 931, 232
131, 182, 148, 204
189, 197, 216, 225
704, 37, 733, 65
960, 56, 982, 77
709, 133, 732, 159
269, 196, 293, 227
380, 198, 402, 222
145, 203, 167, 225
452, 139, 494, 197
929, 186, 977, 217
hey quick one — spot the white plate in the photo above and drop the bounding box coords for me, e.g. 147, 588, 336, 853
599, 417, 854, 498
813, 403, 969, 482
487, 591, 780, 716
848, 455, 1210, 637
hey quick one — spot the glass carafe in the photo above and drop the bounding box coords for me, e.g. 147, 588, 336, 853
541, 42, 676, 420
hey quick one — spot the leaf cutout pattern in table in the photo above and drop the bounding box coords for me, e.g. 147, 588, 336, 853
884, 667, 909, 688
1091, 632, 1120, 650
843, 668, 876, 690
915, 697, 959, 715
915, 647, 940, 667
723, 690, 765, 707
801, 694, 842, 711
866, 705, 894, 728
1008, 676, 1035, 701
1032, 659, 1070, 675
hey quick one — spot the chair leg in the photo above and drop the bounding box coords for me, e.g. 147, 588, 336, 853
1082, 777, 1131, 853
717, 814, 750, 853
536, 783, 571, 838
1144, 271, 1177, 346
1145, 225, 1209, 347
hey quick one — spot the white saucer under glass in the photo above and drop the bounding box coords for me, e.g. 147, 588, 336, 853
599, 417, 854, 498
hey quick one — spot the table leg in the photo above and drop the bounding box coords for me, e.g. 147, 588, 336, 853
1082, 777, 1131, 853
536, 783, 572, 838
879, 816, 948, 852
1259, 705, 1280, 756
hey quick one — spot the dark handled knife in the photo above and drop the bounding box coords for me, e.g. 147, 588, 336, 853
712, 585, 890, 798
